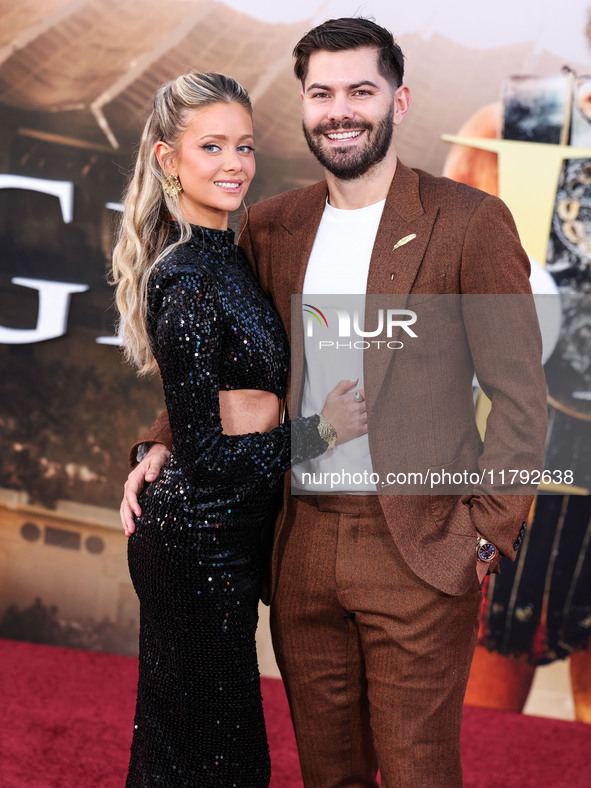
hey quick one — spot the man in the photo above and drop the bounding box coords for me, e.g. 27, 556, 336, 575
121, 18, 547, 787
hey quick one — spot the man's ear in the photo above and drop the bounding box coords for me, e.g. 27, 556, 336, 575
393, 85, 411, 127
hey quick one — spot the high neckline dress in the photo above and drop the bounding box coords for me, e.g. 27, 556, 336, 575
125, 225, 327, 787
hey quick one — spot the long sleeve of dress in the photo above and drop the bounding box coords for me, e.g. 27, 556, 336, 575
148, 254, 327, 487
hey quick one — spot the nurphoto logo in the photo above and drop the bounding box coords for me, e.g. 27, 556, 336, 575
303, 303, 418, 350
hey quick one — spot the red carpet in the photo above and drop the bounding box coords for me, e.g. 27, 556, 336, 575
1, 639, 590, 787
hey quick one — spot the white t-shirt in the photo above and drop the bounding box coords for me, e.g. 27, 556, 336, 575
293, 198, 386, 493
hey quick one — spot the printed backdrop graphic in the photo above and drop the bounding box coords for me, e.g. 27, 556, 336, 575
441, 49, 591, 722
0, 0, 590, 705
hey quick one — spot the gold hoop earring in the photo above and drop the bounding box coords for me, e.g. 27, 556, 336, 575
163, 173, 182, 198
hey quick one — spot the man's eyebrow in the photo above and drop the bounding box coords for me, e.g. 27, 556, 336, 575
306, 80, 380, 92
350, 81, 380, 90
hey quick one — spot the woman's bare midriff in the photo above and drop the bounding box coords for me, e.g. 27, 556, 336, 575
218, 389, 283, 435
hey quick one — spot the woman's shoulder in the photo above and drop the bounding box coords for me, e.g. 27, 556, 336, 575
147, 242, 219, 321
149, 242, 215, 289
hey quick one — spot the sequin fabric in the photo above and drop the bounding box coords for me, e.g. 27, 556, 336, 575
126, 225, 327, 787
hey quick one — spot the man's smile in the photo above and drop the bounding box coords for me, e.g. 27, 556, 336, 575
325, 130, 365, 142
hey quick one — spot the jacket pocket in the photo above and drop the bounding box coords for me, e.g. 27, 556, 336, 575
427, 448, 480, 536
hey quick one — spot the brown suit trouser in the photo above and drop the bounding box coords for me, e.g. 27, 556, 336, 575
270, 494, 482, 788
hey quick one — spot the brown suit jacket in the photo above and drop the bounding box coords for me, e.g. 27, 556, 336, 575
135, 161, 548, 597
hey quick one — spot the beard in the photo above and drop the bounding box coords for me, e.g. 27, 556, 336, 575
302, 100, 394, 180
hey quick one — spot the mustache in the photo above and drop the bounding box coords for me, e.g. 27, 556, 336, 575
311, 118, 373, 136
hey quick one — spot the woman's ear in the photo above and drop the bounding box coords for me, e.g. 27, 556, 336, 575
154, 141, 175, 173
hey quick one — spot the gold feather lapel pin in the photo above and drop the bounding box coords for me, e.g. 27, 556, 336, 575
392, 233, 417, 251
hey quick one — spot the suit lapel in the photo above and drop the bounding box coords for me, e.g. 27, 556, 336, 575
276, 181, 328, 409
365, 162, 439, 413
275, 181, 327, 334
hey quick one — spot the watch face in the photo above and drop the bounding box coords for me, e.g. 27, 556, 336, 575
477, 541, 498, 562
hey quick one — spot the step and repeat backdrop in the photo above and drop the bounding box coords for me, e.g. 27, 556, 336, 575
0, 0, 590, 719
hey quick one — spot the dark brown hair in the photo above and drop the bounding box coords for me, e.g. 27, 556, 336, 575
293, 17, 404, 89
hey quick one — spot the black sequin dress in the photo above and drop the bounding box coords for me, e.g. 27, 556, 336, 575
126, 225, 326, 787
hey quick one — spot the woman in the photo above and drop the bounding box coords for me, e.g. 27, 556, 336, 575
111, 71, 366, 787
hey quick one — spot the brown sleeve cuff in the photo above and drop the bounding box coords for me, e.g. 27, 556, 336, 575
128, 409, 173, 467
488, 554, 502, 575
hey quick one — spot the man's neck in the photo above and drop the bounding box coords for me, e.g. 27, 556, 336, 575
325, 153, 397, 210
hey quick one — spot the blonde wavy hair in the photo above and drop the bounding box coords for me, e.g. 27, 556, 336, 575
111, 71, 252, 375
